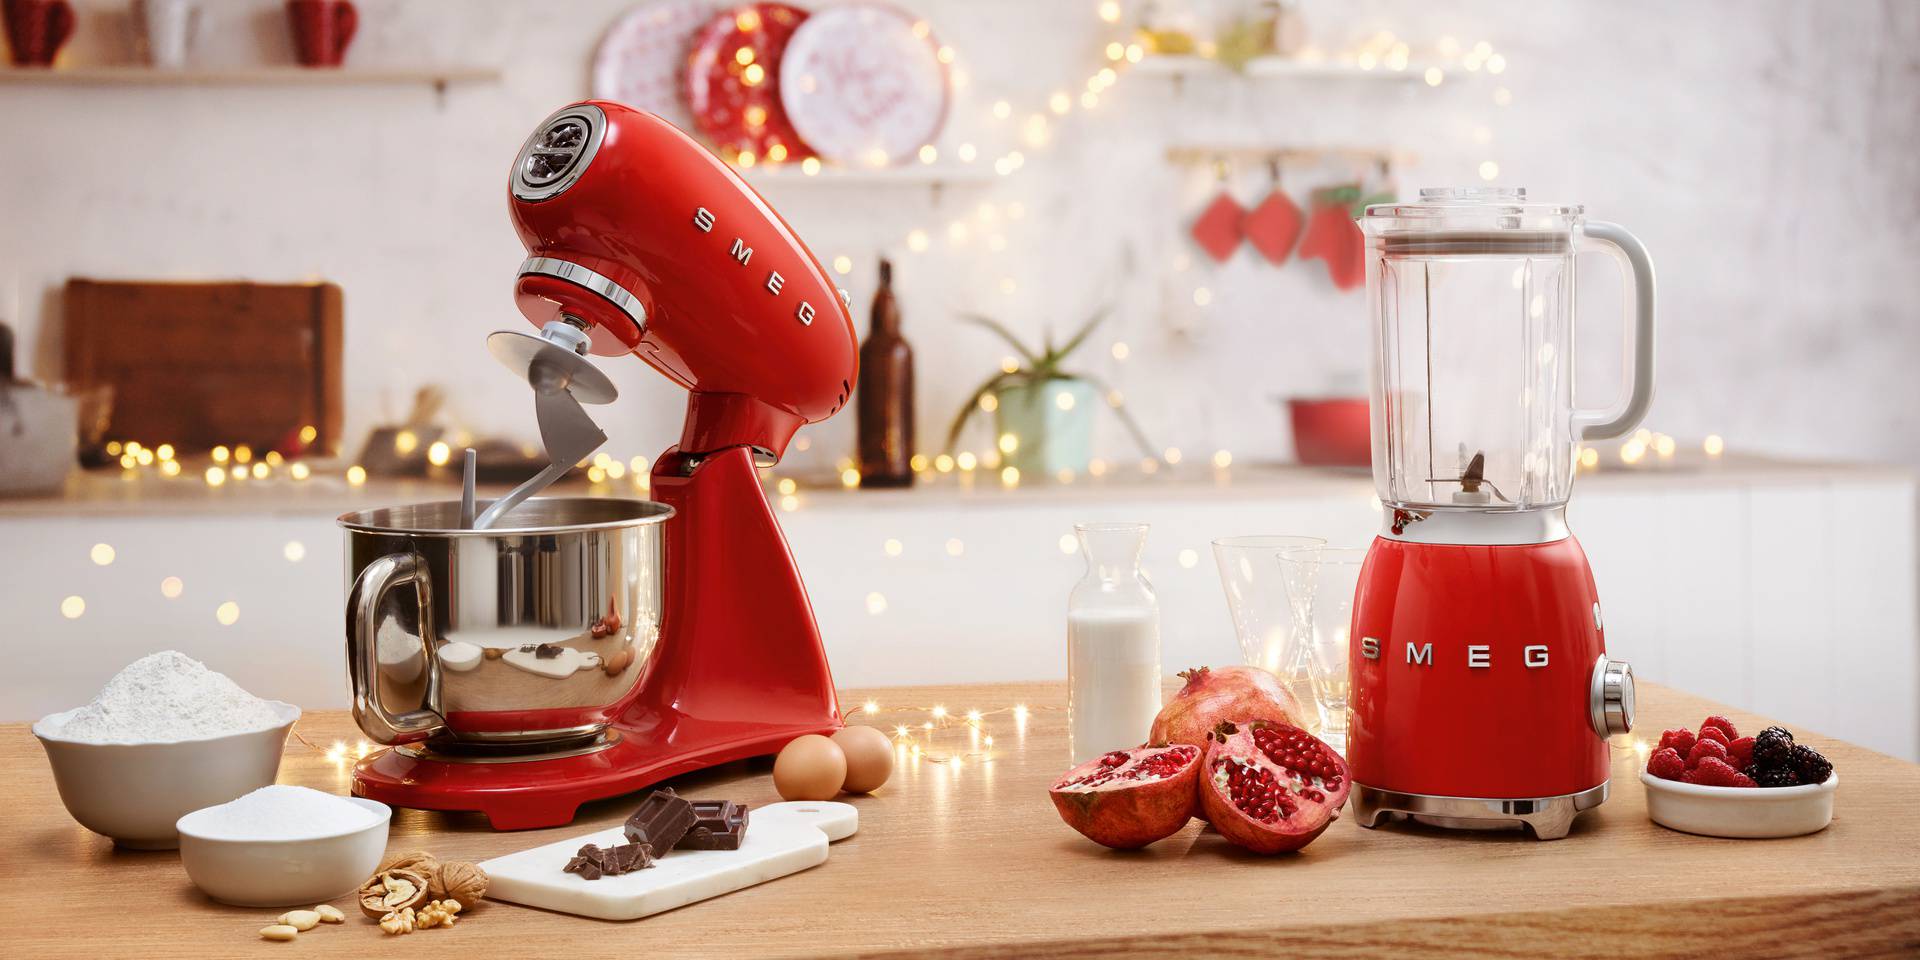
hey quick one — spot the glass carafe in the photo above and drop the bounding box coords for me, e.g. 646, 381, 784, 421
1360, 188, 1654, 518
1067, 522, 1161, 765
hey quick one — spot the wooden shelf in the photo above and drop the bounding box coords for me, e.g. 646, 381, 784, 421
0, 65, 500, 87
1131, 54, 1446, 82
743, 162, 998, 187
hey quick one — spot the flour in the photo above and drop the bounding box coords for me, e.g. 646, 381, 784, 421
188, 785, 379, 840
36, 650, 290, 744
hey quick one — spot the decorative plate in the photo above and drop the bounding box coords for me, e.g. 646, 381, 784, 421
592, 1, 725, 134
686, 2, 815, 163
777, 2, 949, 167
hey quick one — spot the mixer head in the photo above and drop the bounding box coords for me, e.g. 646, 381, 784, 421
504, 101, 858, 462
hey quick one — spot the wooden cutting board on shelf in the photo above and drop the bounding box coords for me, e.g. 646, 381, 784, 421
62, 278, 343, 454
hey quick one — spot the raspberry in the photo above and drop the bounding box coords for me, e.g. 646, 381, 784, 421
1727, 736, 1755, 769
1750, 764, 1800, 788
1646, 747, 1687, 781
1790, 744, 1833, 785
1685, 738, 1730, 769
1683, 757, 1757, 788
1657, 727, 1697, 758
1697, 725, 1732, 748
1701, 715, 1740, 740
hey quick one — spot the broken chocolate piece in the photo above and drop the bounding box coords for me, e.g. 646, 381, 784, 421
534, 643, 563, 660
563, 840, 653, 880
677, 800, 750, 851
623, 788, 697, 854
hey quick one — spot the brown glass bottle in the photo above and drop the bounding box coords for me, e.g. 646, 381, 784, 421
857, 259, 915, 488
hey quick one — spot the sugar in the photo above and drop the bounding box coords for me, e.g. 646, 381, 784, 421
190, 785, 378, 840
38, 650, 289, 744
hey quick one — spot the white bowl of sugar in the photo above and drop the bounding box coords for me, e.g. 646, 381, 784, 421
178, 786, 392, 907
33, 651, 301, 849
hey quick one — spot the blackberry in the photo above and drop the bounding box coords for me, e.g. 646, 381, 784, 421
1751, 726, 1795, 768
1790, 743, 1833, 785
1749, 764, 1801, 788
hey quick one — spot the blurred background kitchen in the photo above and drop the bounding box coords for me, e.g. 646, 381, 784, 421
2, 1, 1916, 761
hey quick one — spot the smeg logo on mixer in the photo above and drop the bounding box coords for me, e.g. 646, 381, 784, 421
1360, 637, 1550, 669
693, 206, 819, 327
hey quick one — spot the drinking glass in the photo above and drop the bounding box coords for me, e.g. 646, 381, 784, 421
1279, 546, 1367, 752
1211, 536, 1324, 713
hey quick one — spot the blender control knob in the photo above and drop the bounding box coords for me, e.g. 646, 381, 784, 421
1590, 657, 1635, 737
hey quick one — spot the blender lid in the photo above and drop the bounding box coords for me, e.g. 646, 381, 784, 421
1364, 187, 1581, 255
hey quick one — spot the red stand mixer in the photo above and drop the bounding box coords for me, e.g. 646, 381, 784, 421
343, 101, 856, 829
1346, 188, 1654, 839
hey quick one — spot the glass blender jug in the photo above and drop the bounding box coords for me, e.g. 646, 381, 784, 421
1363, 187, 1654, 534
1343, 187, 1650, 839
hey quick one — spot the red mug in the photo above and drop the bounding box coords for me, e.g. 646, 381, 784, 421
3, 0, 75, 66
286, 0, 356, 67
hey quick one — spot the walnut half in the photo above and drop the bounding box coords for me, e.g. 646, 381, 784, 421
359, 868, 430, 919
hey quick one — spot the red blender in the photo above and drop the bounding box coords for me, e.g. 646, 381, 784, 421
343, 101, 857, 829
1346, 188, 1654, 839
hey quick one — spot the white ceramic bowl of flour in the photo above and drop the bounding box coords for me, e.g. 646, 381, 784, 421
32, 651, 301, 849
178, 787, 391, 907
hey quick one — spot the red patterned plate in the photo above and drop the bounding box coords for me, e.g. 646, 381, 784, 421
778, 2, 949, 167
686, 3, 815, 163
593, 0, 724, 133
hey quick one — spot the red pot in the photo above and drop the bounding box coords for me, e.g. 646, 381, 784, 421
3, 0, 74, 66
286, 0, 356, 67
1287, 396, 1371, 467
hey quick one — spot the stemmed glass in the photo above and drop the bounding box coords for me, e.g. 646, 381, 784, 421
1279, 546, 1367, 753
1211, 535, 1324, 717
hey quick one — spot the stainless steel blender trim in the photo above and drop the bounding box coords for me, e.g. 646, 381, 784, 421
517, 257, 648, 332
1351, 782, 1610, 841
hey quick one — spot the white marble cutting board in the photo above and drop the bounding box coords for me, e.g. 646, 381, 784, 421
479, 801, 858, 921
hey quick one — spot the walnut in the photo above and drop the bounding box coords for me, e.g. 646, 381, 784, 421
376, 850, 440, 878
416, 899, 463, 929
358, 868, 429, 919
431, 860, 488, 905
379, 907, 416, 935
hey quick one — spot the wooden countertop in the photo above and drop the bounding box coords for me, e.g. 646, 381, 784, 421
3, 681, 1917, 958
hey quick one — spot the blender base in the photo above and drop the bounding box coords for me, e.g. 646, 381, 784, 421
351, 713, 839, 830
1351, 782, 1609, 841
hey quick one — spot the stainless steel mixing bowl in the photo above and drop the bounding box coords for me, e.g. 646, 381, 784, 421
338, 497, 671, 747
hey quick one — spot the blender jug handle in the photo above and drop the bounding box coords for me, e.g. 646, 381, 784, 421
1573, 221, 1656, 441
346, 552, 446, 744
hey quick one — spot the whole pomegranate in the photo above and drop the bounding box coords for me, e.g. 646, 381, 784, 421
1049, 743, 1202, 849
1149, 666, 1306, 749
1200, 720, 1349, 854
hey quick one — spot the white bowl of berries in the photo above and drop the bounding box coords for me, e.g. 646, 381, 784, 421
1640, 717, 1837, 839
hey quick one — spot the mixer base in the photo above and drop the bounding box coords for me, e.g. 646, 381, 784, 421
351, 713, 840, 830
1351, 782, 1609, 840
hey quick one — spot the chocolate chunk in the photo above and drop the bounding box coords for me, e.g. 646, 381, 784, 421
563, 840, 654, 880
623, 788, 697, 854
677, 800, 749, 851
534, 643, 563, 660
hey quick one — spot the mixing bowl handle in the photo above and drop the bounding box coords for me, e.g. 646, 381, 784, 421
1573, 221, 1656, 441
346, 552, 446, 744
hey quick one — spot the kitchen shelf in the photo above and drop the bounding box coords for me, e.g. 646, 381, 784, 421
0, 65, 501, 88
1131, 54, 1446, 82
742, 162, 998, 187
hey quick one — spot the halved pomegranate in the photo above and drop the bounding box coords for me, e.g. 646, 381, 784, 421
1200, 720, 1349, 854
1149, 666, 1307, 751
1049, 744, 1202, 849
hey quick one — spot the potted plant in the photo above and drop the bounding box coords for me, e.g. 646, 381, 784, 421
945, 310, 1152, 477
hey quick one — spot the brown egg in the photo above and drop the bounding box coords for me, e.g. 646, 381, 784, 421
773, 734, 846, 801
832, 725, 894, 794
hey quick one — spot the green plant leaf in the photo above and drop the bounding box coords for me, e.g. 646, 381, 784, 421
1052, 306, 1111, 366
943, 370, 1022, 453
1062, 370, 1156, 458
959, 314, 1040, 366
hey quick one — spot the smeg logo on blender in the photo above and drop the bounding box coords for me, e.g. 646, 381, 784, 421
693, 206, 849, 326
1360, 637, 1551, 669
